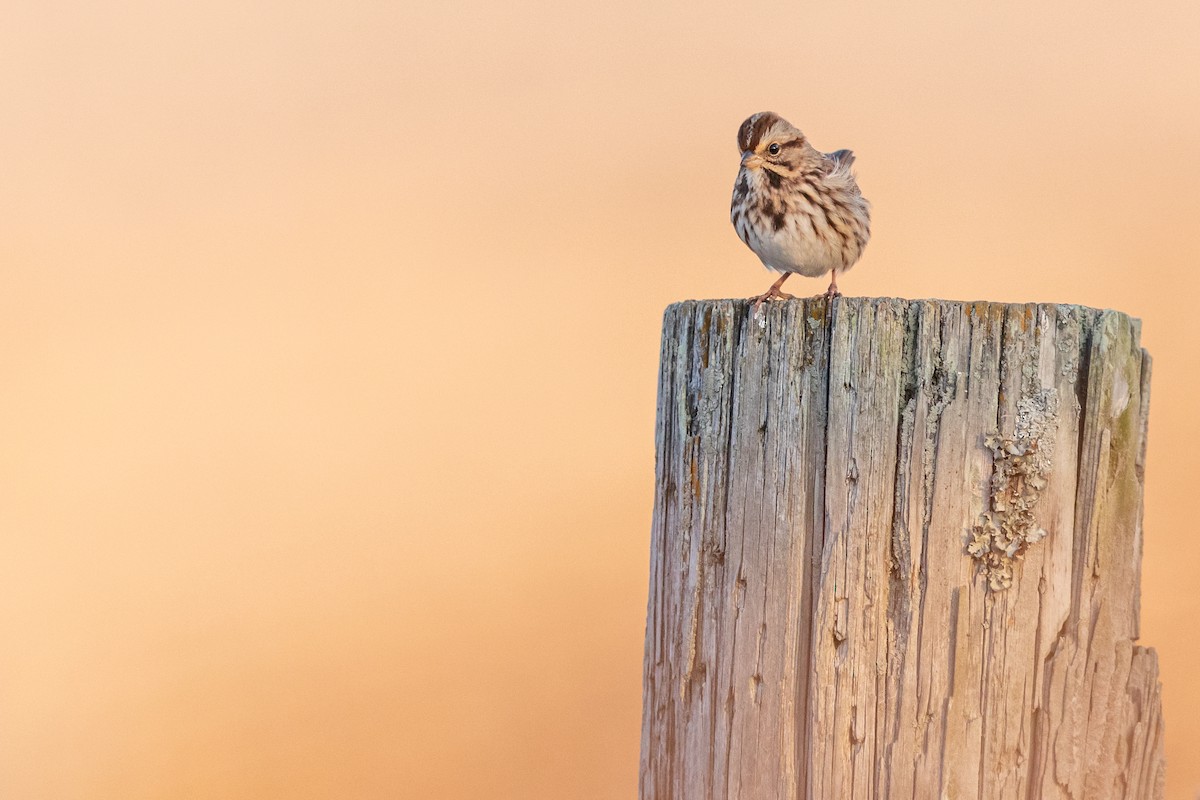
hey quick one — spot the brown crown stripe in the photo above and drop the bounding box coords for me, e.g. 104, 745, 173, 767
738, 112, 783, 152
749, 113, 776, 150
736, 116, 757, 152
736, 121, 750, 152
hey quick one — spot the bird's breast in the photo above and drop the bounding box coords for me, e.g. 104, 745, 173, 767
731, 169, 867, 276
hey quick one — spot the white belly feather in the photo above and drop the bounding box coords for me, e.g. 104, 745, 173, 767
741, 209, 845, 277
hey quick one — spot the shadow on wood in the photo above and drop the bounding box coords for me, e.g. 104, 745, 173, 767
639, 297, 1163, 799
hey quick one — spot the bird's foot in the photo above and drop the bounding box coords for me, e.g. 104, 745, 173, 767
751, 286, 796, 314
821, 269, 841, 301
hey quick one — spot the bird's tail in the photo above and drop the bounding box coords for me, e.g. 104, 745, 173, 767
828, 149, 855, 168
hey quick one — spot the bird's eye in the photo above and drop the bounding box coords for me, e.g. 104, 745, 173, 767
767, 143, 781, 156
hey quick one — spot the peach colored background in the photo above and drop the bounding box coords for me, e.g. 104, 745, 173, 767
2, 1, 1198, 797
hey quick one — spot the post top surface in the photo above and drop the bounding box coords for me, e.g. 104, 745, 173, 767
666, 296, 1141, 325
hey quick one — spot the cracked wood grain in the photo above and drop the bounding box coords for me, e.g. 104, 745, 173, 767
639, 297, 1163, 800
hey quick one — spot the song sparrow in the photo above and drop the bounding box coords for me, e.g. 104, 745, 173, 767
730, 112, 871, 307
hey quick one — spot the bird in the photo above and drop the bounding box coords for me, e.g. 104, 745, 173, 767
730, 112, 871, 309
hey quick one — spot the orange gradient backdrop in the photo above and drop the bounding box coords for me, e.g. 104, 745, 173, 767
2, 1, 1198, 797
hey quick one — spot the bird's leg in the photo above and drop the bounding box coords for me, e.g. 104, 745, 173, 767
824, 269, 841, 300
751, 273, 795, 313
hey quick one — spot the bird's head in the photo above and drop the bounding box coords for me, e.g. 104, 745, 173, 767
737, 111, 811, 172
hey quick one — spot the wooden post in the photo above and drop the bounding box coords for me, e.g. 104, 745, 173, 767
639, 297, 1164, 799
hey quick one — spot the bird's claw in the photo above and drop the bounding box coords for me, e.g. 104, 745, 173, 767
750, 286, 796, 314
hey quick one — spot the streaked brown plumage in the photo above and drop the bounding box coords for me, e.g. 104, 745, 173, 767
730, 112, 871, 306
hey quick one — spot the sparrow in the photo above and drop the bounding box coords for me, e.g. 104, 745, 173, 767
730, 112, 871, 308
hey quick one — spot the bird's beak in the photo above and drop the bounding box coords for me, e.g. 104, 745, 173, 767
740, 151, 764, 169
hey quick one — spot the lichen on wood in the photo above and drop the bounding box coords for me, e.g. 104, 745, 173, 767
968, 431, 1051, 590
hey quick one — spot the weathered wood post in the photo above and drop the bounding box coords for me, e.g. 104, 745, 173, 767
640, 297, 1164, 799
